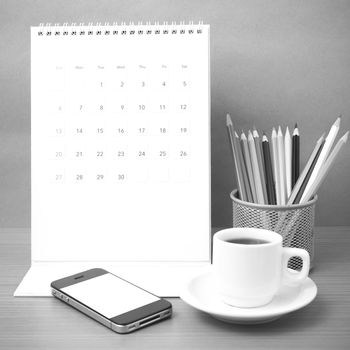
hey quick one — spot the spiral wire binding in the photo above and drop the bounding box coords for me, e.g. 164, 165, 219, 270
36, 21, 205, 36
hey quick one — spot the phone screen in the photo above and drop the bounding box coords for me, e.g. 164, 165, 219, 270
62, 273, 160, 319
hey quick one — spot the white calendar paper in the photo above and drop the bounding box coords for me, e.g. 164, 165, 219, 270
15, 23, 210, 296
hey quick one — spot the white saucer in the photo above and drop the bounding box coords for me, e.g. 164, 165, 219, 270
180, 270, 317, 324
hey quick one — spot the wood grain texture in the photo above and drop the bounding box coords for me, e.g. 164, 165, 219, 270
1, 227, 350, 349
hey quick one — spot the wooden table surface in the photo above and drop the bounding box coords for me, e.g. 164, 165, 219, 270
1, 227, 350, 349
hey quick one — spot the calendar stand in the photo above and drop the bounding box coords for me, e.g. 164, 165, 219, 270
15, 22, 211, 297
14, 261, 211, 297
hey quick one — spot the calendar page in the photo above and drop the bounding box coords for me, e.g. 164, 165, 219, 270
31, 23, 210, 263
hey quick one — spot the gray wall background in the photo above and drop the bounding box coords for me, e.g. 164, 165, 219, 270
0, 0, 349, 228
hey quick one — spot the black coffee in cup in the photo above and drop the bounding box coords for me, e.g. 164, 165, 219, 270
225, 238, 269, 245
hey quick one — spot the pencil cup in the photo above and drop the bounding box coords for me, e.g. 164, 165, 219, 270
230, 189, 317, 270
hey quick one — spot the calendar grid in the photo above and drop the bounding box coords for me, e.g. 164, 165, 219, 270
31, 23, 210, 263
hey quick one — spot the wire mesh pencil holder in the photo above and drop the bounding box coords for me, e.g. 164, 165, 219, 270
230, 189, 317, 270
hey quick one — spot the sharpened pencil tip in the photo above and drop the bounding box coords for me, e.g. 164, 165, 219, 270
342, 131, 349, 143
334, 116, 341, 128
295, 123, 298, 129
226, 114, 232, 126
292, 125, 299, 136
317, 132, 326, 143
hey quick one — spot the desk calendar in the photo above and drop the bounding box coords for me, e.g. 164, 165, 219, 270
15, 22, 211, 296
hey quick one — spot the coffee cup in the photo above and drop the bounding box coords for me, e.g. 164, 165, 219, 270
213, 227, 310, 308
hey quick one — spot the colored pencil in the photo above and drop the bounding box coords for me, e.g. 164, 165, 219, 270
301, 131, 348, 203
292, 135, 325, 204
248, 130, 265, 204
292, 123, 300, 188
277, 126, 286, 204
287, 133, 325, 205
301, 116, 341, 202
262, 133, 277, 204
226, 114, 247, 201
285, 127, 292, 198
241, 131, 258, 203
253, 128, 268, 203
271, 128, 281, 205
235, 131, 253, 202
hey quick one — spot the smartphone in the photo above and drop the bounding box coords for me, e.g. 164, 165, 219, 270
51, 268, 172, 333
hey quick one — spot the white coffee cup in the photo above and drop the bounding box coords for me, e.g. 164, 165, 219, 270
213, 228, 310, 308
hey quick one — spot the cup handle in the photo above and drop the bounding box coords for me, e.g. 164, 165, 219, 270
282, 247, 310, 285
